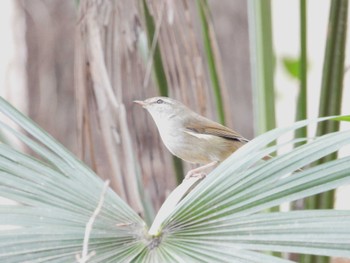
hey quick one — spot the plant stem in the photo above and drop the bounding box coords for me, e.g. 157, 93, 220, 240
196, 0, 225, 124
248, 0, 279, 258
304, 1, 348, 262
294, 0, 308, 147
248, 0, 276, 136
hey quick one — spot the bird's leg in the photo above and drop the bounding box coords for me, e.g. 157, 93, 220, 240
185, 161, 219, 180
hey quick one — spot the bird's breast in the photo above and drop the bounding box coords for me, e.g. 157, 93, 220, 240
160, 127, 242, 164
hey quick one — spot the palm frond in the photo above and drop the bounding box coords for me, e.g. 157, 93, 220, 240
1, 97, 350, 262
0, 97, 145, 262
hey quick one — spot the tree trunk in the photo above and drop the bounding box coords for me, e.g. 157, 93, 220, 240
22, 0, 77, 153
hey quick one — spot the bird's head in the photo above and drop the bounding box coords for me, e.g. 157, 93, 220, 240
134, 97, 187, 121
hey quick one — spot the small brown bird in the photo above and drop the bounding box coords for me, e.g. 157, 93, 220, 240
134, 97, 248, 179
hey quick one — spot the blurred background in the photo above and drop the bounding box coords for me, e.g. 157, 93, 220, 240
0, 0, 349, 262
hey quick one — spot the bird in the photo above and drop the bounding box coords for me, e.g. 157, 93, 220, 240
134, 97, 249, 179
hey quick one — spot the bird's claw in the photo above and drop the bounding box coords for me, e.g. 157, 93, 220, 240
185, 172, 206, 180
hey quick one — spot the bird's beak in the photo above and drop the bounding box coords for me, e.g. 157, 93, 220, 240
133, 100, 146, 107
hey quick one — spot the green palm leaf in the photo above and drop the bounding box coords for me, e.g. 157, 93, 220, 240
0, 97, 349, 262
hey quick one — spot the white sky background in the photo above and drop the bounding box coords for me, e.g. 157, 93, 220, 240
0, 1, 349, 207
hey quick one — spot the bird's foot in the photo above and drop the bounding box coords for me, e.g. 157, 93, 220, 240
184, 161, 219, 180
184, 171, 206, 180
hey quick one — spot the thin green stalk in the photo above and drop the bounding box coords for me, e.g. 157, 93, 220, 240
317, 0, 348, 136
172, 155, 185, 185
304, 1, 348, 263
142, 0, 168, 96
295, 0, 308, 146
290, 2, 308, 261
142, 0, 184, 183
248, 0, 279, 258
316, 0, 348, 223
248, 0, 276, 136
196, 0, 225, 124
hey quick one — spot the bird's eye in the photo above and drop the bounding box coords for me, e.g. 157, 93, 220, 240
156, 99, 163, 104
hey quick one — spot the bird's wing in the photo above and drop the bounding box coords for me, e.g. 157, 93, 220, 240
184, 115, 249, 143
